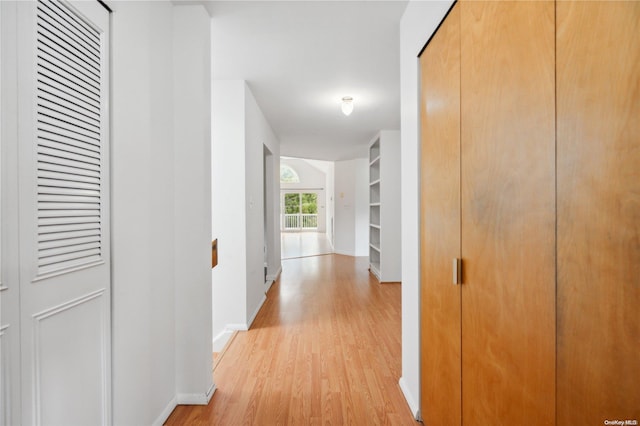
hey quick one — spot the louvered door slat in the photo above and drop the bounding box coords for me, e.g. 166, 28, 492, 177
38, 169, 100, 186
36, 43, 99, 94
39, 210, 100, 219
38, 147, 100, 169
38, 194, 100, 204
41, 0, 100, 47
37, 30, 100, 85
38, 248, 101, 270
38, 97, 100, 131
39, 161, 100, 180
36, 0, 103, 275
39, 228, 100, 242
36, 61, 99, 107
38, 107, 100, 139
37, 3, 100, 64
36, 17, 100, 76
38, 86, 100, 122
39, 235, 101, 250
38, 121, 99, 148
38, 222, 100, 235
38, 215, 101, 227
37, 186, 100, 198
38, 202, 100, 211
38, 74, 99, 111
38, 178, 99, 192
38, 131, 100, 156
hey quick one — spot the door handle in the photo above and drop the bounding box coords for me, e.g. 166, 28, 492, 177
453, 258, 462, 285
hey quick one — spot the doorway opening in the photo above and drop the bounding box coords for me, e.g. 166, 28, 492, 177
279, 157, 334, 259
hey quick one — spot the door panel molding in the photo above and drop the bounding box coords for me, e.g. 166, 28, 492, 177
32, 289, 108, 425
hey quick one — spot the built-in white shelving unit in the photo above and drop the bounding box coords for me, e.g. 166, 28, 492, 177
368, 130, 401, 283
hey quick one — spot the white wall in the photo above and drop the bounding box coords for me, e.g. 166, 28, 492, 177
325, 162, 335, 246
399, 0, 455, 420
244, 83, 281, 324
334, 158, 369, 257
172, 5, 214, 407
110, 2, 214, 425
212, 80, 248, 343
211, 80, 281, 350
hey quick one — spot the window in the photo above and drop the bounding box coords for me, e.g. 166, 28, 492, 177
280, 164, 300, 183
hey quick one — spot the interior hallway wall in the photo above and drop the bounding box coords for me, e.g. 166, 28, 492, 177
111, 2, 214, 425
211, 80, 281, 351
334, 158, 369, 257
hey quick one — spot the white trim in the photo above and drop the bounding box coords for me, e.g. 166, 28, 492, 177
151, 385, 216, 425
399, 377, 421, 421
265, 264, 282, 283
333, 249, 356, 257
247, 294, 266, 328
32, 260, 105, 283
212, 328, 235, 352
265, 264, 282, 293
176, 382, 216, 405
151, 396, 176, 426
225, 323, 249, 331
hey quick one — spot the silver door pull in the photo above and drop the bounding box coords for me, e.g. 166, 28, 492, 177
453, 258, 462, 285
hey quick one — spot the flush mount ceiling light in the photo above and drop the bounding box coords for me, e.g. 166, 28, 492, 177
341, 96, 354, 116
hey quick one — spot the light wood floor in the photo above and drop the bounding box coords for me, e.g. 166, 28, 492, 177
165, 254, 417, 425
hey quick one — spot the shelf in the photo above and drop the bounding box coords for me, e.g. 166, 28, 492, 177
369, 262, 381, 279
369, 223, 381, 229
369, 155, 381, 166
370, 202, 381, 207
369, 243, 380, 253
369, 179, 381, 186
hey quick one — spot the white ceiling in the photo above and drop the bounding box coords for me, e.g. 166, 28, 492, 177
209, 1, 408, 161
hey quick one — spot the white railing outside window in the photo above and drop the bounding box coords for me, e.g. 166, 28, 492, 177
301, 214, 317, 229
282, 213, 318, 231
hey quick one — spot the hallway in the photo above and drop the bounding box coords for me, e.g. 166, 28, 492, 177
166, 255, 415, 425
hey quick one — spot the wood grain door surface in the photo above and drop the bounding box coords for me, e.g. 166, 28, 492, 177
419, 3, 461, 426
460, 2, 556, 424
556, 1, 640, 424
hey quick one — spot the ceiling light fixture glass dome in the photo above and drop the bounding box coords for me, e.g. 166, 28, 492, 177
341, 96, 354, 116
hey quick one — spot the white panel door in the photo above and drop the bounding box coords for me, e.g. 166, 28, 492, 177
16, 1, 111, 424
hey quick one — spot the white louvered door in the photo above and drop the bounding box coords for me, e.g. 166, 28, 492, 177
17, 1, 111, 424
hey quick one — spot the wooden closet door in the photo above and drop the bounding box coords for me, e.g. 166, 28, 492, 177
460, 2, 555, 423
557, 2, 640, 424
419, 3, 461, 425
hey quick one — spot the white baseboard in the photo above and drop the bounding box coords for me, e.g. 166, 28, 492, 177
177, 382, 216, 405
152, 396, 177, 426
399, 377, 421, 421
333, 249, 355, 257
226, 323, 249, 331
264, 264, 282, 293
213, 328, 235, 352
266, 264, 282, 283
152, 385, 216, 425
247, 294, 267, 328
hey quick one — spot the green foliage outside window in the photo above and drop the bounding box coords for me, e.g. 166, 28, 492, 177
285, 193, 300, 214
284, 193, 318, 214
301, 193, 317, 214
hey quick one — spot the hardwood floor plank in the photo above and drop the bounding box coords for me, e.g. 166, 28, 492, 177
165, 255, 416, 425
